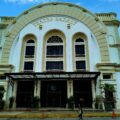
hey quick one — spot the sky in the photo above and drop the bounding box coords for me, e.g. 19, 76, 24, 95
0, 0, 120, 20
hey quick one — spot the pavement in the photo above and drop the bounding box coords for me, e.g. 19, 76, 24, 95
0, 110, 120, 118
0, 118, 120, 120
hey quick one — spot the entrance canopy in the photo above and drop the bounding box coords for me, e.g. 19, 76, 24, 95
5, 71, 100, 80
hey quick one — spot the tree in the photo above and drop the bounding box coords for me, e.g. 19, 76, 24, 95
104, 84, 116, 111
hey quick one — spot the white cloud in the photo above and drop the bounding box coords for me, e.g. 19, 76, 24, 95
4, 0, 58, 4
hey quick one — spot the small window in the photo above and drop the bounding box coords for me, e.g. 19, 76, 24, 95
75, 45, 85, 57
0, 75, 6, 80
25, 46, 34, 56
76, 61, 86, 70
25, 46, 35, 57
47, 46, 63, 56
24, 61, 34, 71
46, 61, 63, 70
103, 74, 112, 79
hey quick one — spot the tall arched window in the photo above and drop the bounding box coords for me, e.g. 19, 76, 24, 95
46, 36, 64, 71
22, 39, 36, 71
74, 38, 86, 70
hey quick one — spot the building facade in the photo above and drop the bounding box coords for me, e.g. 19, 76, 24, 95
0, 2, 120, 110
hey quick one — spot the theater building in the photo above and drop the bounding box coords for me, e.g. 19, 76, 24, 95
0, 2, 120, 109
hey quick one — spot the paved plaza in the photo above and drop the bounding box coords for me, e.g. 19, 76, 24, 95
0, 118, 120, 120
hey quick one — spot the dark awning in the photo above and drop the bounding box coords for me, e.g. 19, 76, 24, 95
5, 71, 100, 81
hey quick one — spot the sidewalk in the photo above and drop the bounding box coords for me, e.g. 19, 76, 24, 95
0, 110, 120, 118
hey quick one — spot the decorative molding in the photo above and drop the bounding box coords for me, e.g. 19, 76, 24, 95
1, 2, 109, 63
109, 44, 120, 48
96, 63, 120, 71
32, 16, 78, 27
0, 64, 14, 74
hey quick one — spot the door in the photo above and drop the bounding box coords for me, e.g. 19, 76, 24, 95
16, 81, 34, 108
73, 80, 92, 108
41, 81, 67, 107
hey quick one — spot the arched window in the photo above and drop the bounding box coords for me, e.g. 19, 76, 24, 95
46, 36, 64, 71
74, 37, 86, 71
22, 37, 36, 72
46, 36, 63, 57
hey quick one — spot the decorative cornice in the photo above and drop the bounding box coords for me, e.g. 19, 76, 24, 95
0, 64, 14, 74
103, 20, 120, 26
0, 64, 14, 68
96, 63, 120, 71
109, 44, 120, 48
0, 23, 8, 29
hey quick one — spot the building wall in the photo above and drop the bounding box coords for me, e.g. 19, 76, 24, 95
0, 2, 120, 110
9, 16, 101, 72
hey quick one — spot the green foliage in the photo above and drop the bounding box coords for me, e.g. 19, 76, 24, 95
0, 86, 5, 93
0, 100, 5, 110
104, 84, 115, 92
94, 95, 104, 103
33, 96, 40, 108
67, 96, 75, 109
9, 96, 14, 108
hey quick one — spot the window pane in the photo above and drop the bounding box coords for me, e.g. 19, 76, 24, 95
47, 46, 63, 56
24, 61, 34, 70
46, 61, 63, 70
76, 61, 86, 70
25, 46, 35, 56
27, 40, 35, 43
103, 74, 111, 79
75, 38, 84, 43
75, 45, 85, 56
47, 36, 63, 43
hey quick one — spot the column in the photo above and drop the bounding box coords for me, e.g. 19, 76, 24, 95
91, 80, 96, 109
67, 80, 73, 98
67, 80, 73, 108
12, 81, 17, 109
34, 80, 40, 97
34, 80, 41, 107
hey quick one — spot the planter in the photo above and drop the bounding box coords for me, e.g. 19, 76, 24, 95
9, 97, 14, 108
104, 102, 112, 111
33, 96, 40, 108
67, 96, 75, 110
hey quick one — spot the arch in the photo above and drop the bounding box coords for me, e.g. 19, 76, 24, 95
42, 29, 66, 71
1, 2, 109, 63
72, 32, 89, 70
44, 29, 66, 42
19, 34, 37, 71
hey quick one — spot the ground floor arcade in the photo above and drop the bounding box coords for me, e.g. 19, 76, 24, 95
5, 72, 100, 109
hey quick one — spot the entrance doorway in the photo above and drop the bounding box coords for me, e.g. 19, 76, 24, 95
41, 81, 67, 107
16, 81, 34, 108
73, 80, 92, 108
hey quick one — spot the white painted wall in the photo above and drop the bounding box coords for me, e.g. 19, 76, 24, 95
9, 16, 101, 73
7, 15, 120, 110
107, 26, 120, 63
115, 72, 120, 110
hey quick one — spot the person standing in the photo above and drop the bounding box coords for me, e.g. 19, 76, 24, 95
78, 98, 83, 120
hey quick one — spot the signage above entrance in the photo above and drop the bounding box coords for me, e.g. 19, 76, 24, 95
5, 71, 100, 81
